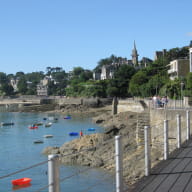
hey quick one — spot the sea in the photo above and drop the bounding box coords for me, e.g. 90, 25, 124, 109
0, 112, 115, 192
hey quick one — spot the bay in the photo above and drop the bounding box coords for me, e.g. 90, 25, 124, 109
0, 112, 115, 192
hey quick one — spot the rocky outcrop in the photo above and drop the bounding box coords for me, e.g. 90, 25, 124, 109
43, 111, 149, 185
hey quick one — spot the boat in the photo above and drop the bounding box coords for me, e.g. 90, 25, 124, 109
64, 116, 71, 119
11, 177, 32, 186
88, 128, 96, 131
44, 122, 52, 127
1, 122, 14, 126
33, 140, 44, 144
43, 134, 53, 138
33, 122, 43, 126
69, 132, 79, 136
29, 125, 38, 129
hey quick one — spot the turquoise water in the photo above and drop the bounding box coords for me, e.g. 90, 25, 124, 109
0, 112, 115, 192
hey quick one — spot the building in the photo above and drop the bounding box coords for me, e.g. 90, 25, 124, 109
36, 84, 48, 96
167, 59, 189, 80
10, 78, 19, 92
154, 49, 167, 60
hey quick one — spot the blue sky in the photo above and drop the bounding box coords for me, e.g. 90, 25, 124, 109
0, 0, 192, 74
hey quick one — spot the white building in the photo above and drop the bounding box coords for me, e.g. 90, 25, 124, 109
167, 59, 189, 80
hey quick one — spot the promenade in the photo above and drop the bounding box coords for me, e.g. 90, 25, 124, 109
130, 139, 192, 192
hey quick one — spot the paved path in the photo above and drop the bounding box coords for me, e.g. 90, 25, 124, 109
130, 140, 192, 192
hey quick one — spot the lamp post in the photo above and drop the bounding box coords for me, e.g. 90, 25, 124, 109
180, 82, 184, 108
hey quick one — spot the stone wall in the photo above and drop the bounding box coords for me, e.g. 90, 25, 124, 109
150, 109, 190, 142
117, 99, 146, 113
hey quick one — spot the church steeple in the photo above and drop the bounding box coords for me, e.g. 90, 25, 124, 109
131, 40, 139, 66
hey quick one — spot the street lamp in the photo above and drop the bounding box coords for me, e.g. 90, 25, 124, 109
180, 82, 184, 108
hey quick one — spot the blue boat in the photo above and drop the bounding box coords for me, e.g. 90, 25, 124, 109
69, 132, 78, 136
88, 128, 96, 131
64, 116, 71, 119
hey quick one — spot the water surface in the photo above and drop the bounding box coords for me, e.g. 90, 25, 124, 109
0, 112, 114, 192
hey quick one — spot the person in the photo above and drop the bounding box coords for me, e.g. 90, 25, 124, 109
161, 96, 168, 107
152, 95, 157, 108
80, 130, 83, 137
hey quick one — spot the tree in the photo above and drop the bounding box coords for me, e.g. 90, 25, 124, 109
128, 71, 148, 96
185, 72, 192, 96
1, 84, 14, 96
17, 77, 28, 94
72, 67, 84, 76
0, 72, 7, 84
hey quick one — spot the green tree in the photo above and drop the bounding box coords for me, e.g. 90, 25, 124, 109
1, 84, 14, 96
128, 71, 148, 96
17, 77, 28, 94
185, 72, 192, 96
0, 72, 8, 84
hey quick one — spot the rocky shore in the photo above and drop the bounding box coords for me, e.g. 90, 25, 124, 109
42, 104, 161, 187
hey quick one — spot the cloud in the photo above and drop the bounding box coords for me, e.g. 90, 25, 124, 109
187, 32, 192, 36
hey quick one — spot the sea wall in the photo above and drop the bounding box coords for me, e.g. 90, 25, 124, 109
117, 99, 147, 113
150, 109, 190, 142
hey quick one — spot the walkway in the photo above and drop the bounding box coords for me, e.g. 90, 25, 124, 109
130, 139, 192, 192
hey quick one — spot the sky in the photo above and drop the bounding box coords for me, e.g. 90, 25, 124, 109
0, 0, 192, 75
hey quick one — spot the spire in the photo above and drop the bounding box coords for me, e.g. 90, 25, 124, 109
131, 40, 139, 66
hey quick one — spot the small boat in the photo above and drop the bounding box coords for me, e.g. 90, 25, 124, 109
33, 140, 44, 144
43, 134, 53, 138
1, 122, 14, 126
12, 177, 32, 186
29, 125, 38, 129
33, 122, 43, 126
44, 122, 52, 127
88, 128, 96, 131
69, 132, 79, 136
64, 116, 71, 119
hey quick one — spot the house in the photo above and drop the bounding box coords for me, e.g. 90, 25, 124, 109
36, 84, 48, 96
10, 78, 19, 92
167, 59, 189, 80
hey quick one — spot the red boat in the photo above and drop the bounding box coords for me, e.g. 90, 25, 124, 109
12, 177, 32, 186
29, 125, 38, 129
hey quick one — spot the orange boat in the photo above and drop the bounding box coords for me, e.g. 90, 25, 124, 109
12, 178, 32, 186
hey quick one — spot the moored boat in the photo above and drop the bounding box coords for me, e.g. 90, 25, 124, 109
33, 122, 43, 126
88, 128, 96, 131
43, 134, 53, 138
33, 140, 44, 144
1, 122, 14, 126
64, 116, 71, 119
29, 125, 38, 129
12, 177, 32, 186
44, 122, 52, 127
69, 132, 78, 136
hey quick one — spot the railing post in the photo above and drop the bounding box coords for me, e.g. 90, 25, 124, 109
164, 120, 169, 160
48, 154, 60, 192
177, 114, 181, 148
115, 135, 123, 192
144, 126, 151, 176
186, 110, 190, 140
